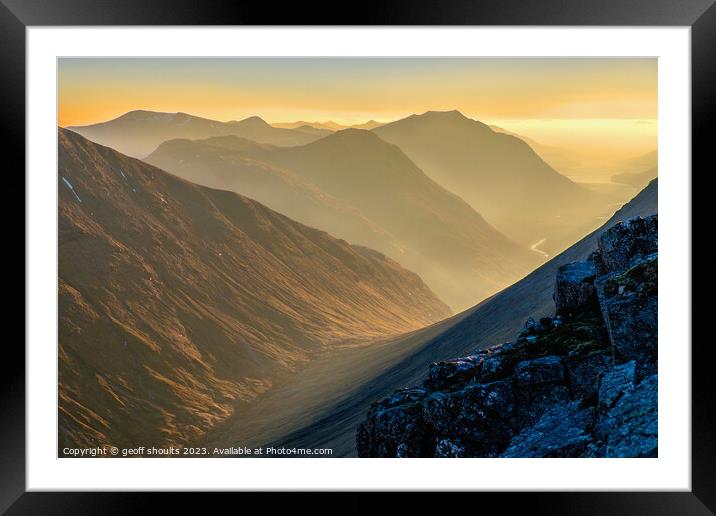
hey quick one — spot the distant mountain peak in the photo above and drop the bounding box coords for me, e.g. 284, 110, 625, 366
69, 111, 323, 158
330, 127, 379, 139
320, 128, 386, 148
421, 109, 467, 119
117, 109, 179, 121
234, 115, 270, 127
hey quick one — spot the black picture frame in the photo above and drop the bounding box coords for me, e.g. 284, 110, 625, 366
4, 0, 712, 512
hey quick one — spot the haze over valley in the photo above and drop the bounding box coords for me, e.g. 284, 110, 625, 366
145, 125, 541, 311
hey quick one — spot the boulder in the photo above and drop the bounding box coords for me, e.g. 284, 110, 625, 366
596, 255, 658, 370
501, 401, 595, 458
426, 356, 482, 391
595, 374, 658, 457
513, 356, 571, 427
422, 380, 515, 457
596, 215, 657, 276
359, 398, 432, 458
480, 353, 518, 383
522, 317, 542, 333
356, 386, 431, 457
554, 260, 597, 316
597, 361, 638, 413
565, 352, 613, 401
514, 355, 565, 385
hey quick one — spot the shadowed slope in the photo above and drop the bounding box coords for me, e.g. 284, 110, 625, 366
265, 179, 657, 456
58, 128, 450, 451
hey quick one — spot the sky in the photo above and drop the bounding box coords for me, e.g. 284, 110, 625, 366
58, 57, 657, 165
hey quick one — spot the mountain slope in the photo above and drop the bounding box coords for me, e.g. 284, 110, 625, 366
489, 124, 582, 176
58, 128, 450, 451
145, 137, 405, 266
374, 111, 613, 252
618, 150, 658, 174
148, 129, 542, 311
612, 167, 658, 189
266, 179, 657, 456
67, 110, 322, 158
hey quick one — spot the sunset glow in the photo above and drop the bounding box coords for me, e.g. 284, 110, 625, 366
58, 57, 657, 161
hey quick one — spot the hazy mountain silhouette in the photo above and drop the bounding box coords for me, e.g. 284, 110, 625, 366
67, 110, 323, 158
612, 167, 658, 189
147, 129, 542, 311
259, 179, 657, 456
374, 111, 613, 252
273, 120, 384, 131
489, 124, 582, 176
290, 125, 334, 138
58, 128, 450, 450
145, 136, 405, 268
617, 150, 658, 173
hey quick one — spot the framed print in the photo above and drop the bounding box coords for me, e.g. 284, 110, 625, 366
5, 0, 713, 511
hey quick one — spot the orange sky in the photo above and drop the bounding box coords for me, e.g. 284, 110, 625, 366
58, 57, 657, 161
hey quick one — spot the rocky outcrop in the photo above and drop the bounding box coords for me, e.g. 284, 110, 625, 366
554, 259, 597, 316
357, 215, 658, 458
597, 254, 658, 375
595, 215, 657, 276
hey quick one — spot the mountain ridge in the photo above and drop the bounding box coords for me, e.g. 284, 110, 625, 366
272, 119, 385, 131
373, 110, 614, 252
148, 128, 542, 311
67, 110, 325, 158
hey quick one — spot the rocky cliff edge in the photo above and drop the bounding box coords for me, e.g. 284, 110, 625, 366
357, 215, 658, 458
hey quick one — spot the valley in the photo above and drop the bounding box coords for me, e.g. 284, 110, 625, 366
58, 128, 451, 452
59, 107, 657, 457
264, 180, 657, 456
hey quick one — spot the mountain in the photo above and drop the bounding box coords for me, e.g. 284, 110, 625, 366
67, 110, 323, 158
618, 150, 658, 174
147, 129, 542, 311
273, 121, 338, 131
351, 120, 384, 130
291, 125, 334, 138
612, 167, 658, 189
273, 120, 385, 131
58, 128, 450, 451
489, 124, 582, 176
373, 111, 613, 252
145, 136, 405, 268
264, 179, 657, 456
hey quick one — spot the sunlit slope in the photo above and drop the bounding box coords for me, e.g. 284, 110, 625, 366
58, 128, 450, 451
